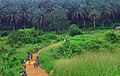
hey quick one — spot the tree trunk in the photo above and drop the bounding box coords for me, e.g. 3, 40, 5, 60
102, 21, 104, 27
93, 16, 96, 29
77, 22, 80, 28
12, 22, 16, 31
23, 21, 26, 29
83, 18, 86, 29
40, 16, 43, 29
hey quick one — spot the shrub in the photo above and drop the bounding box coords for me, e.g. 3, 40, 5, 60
0, 31, 9, 37
69, 24, 82, 36
7, 28, 43, 46
0, 48, 24, 76
105, 31, 119, 43
40, 33, 62, 43
13, 41, 23, 48
58, 40, 84, 58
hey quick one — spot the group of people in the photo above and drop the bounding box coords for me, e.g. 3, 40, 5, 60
21, 49, 39, 76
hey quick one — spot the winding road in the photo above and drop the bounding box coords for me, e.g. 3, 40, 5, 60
25, 42, 63, 76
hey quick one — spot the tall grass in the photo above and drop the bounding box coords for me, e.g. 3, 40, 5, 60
38, 42, 63, 73
51, 52, 120, 76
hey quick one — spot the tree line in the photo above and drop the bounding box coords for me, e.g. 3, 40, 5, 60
0, 0, 120, 31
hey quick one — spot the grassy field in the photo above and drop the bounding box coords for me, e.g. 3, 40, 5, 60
38, 30, 120, 76
38, 42, 63, 73
52, 52, 120, 76
1, 29, 120, 76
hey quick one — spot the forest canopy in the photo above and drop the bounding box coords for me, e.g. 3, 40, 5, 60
0, 0, 120, 31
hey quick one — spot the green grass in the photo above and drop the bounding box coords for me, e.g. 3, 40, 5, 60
51, 52, 120, 76
1, 29, 120, 76
38, 42, 63, 73
37, 30, 120, 76
0, 37, 10, 50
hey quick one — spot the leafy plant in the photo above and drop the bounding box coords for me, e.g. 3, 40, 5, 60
105, 31, 119, 43
69, 24, 82, 36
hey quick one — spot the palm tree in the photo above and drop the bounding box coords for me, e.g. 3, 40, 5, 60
0, 1, 8, 26
72, 2, 88, 28
88, 0, 100, 29
19, 1, 31, 29
105, 0, 119, 20
6, 6, 21, 31
89, 9, 99, 29
33, 8, 48, 30
72, 5, 87, 28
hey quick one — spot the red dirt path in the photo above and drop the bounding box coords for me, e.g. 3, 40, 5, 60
25, 52, 48, 76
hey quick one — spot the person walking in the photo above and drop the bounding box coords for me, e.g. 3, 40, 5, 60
21, 59, 26, 69
27, 52, 31, 65
21, 71, 27, 76
35, 59, 39, 68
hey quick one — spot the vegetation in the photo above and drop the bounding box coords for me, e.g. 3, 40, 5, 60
0, 29, 64, 76
38, 30, 120, 76
0, 0, 120, 76
69, 24, 82, 36
0, 0, 120, 31
52, 52, 120, 76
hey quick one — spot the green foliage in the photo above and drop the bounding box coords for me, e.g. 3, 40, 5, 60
58, 41, 83, 58
13, 41, 23, 48
52, 52, 120, 76
0, 48, 24, 76
40, 33, 62, 43
48, 7, 70, 31
0, 31, 9, 37
69, 24, 82, 36
6, 28, 63, 48
1, 0, 120, 31
38, 42, 63, 73
58, 30, 118, 58
7, 28, 43, 46
105, 31, 120, 43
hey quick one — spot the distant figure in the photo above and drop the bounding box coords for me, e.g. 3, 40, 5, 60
31, 54, 33, 60
21, 71, 27, 76
35, 48, 39, 53
21, 60, 24, 64
21, 59, 26, 69
35, 59, 39, 68
27, 52, 31, 65
36, 56, 38, 60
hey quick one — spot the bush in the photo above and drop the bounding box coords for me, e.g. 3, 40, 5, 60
40, 33, 62, 43
69, 24, 82, 36
7, 28, 43, 46
105, 31, 120, 43
0, 48, 24, 76
58, 41, 83, 58
13, 41, 23, 48
0, 31, 9, 37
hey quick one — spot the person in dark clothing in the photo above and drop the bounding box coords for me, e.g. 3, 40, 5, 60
21, 59, 26, 69
35, 59, 39, 68
31, 54, 33, 60
21, 71, 27, 76
27, 52, 31, 64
